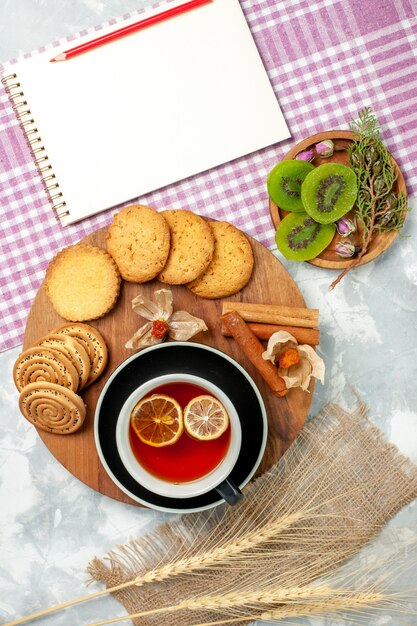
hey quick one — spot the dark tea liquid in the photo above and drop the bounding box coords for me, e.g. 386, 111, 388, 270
129, 382, 231, 483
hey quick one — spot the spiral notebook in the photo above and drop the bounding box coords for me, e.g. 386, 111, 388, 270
1, 0, 289, 226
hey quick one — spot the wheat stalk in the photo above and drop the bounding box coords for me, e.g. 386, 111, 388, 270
6, 505, 367, 626
4, 478, 374, 626
85, 586, 386, 626
1, 509, 306, 626
191, 596, 388, 626
1, 471, 402, 626
122, 510, 305, 581
187, 592, 388, 626
5, 402, 417, 626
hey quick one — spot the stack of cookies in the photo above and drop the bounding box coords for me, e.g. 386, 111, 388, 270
19, 205, 255, 435
106, 205, 255, 298
42, 204, 254, 322
14, 323, 108, 435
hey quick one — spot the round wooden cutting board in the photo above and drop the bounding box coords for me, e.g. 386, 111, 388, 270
23, 226, 315, 506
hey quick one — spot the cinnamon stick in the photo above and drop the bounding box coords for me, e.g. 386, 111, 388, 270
221, 322, 320, 346
221, 311, 288, 397
222, 302, 319, 329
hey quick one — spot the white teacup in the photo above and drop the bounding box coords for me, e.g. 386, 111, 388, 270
116, 373, 242, 504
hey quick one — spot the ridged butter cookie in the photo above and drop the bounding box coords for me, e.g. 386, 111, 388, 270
34, 334, 91, 390
45, 244, 121, 322
19, 382, 86, 434
106, 204, 170, 282
187, 221, 254, 299
13, 346, 79, 393
158, 210, 214, 284
54, 323, 108, 386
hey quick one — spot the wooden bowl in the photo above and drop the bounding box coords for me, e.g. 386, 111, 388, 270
269, 130, 407, 269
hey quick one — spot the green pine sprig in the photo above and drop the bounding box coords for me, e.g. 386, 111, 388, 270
329, 107, 408, 290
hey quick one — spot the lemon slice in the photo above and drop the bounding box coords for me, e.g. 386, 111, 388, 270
130, 394, 183, 447
183, 395, 229, 441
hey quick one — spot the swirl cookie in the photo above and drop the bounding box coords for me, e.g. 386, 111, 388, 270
13, 347, 79, 393
19, 382, 86, 434
34, 334, 91, 390
106, 204, 170, 282
45, 244, 121, 321
187, 221, 254, 299
158, 210, 215, 284
54, 323, 108, 386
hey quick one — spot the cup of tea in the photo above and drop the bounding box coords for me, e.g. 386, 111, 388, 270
116, 373, 243, 505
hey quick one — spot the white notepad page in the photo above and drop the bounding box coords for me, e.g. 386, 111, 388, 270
6, 0, 290, 225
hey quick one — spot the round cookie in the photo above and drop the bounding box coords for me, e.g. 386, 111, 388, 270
34, 334, 91, 390
19, 382, 86, 434
106, 204, 170, 282
45, 244, 121, 322
54, 323, 108, 386
13, 346, 79, 393
158, 210, 215, 284
187, 221, 254, 299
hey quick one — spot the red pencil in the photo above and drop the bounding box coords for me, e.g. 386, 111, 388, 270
50, 0, 212, 62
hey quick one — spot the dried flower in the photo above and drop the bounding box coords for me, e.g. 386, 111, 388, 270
335, 241, 356, 258
296, 149, 314, 162
262, 330, 324, 392
151, 319, 169, 339
125, 288, 207, 350
315, 139, 334, 158
336, 216, 357, 237
277, 348, 300, 369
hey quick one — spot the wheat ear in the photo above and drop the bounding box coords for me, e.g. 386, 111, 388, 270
187, 591, 387, 626
2, 477, 386, 626
1, 509, 306, 626
86, 587, 386, 626
6, 400, 416, 626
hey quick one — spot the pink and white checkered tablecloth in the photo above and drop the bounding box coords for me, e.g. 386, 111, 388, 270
1, 0, 416, 352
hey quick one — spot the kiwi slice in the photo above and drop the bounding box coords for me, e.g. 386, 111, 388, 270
301, 163, 357, 224
276, 212, 336, 261
267, 160, 315, 212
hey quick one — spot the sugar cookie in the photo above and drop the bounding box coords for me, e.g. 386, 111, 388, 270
158, 210, 214, 284
106, 204, 170, 282
45, 244, 121, 321
187, 221, 254, 299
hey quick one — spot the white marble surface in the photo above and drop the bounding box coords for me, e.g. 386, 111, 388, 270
1, 2, 417, 625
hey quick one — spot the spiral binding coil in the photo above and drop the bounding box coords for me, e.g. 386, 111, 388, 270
1, 72, 69, 220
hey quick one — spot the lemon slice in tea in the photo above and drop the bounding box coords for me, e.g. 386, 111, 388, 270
130, 394, 183, 447
183, 395, 229, 441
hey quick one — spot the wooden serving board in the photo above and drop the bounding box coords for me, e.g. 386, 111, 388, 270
23, 226, 314, 506
269, 130, 407, 269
